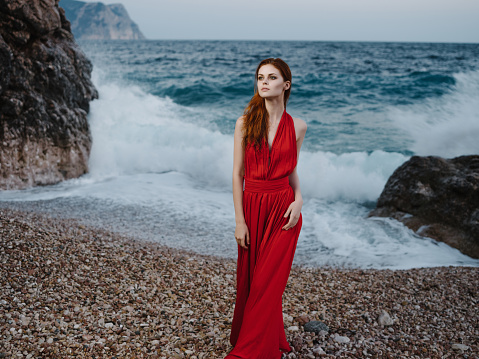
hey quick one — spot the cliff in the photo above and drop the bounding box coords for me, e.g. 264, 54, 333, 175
60, 0, 145, 40
0, 0, 98, 190
369, 155, 479, 259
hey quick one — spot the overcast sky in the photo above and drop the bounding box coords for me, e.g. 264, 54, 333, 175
78, 0, 479, 43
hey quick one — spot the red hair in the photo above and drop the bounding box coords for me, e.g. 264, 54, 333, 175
242, 58, 292, 150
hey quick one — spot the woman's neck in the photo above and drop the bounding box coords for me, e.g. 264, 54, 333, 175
265, 97, 285, 124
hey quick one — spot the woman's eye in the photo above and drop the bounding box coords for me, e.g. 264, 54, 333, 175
270, 76, 276, 80
258, 76, 263, 81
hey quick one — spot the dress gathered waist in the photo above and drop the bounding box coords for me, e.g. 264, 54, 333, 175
244, 177, 290, 193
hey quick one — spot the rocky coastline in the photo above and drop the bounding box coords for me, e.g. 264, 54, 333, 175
61, 0, 146, 40
0, 0, 98, 190
1, 207, 477, 358
370, 155, 479, 259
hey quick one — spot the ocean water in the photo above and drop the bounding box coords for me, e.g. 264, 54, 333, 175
1, 40, 479, 269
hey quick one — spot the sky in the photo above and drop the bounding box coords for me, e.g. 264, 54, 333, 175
78, 0, 479, 43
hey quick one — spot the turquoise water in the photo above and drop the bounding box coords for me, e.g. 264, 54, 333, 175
1, 40, 479, 269
81, 40, 479, 154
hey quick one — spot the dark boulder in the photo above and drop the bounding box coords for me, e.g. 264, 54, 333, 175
0, 0, 98, 189
369, 156, 479, 259
303, 320, 329, 334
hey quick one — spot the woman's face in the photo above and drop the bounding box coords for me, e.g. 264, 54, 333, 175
257, 64, 290, 100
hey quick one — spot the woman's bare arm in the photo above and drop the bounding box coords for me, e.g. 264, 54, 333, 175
232, 116, 250, 249
283, 118, 307, 230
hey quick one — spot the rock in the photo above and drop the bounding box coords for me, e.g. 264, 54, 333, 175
312, 345, 325, 355
287, 325, 299, 332
303, 320, 329, 334
295, 314, 310, 326
377, 310, 394, 326
20, 315, 30, 326
369, 155, 479, 258
361, 312, 371, 323
283, 312, 294, 325
451, 343, 469, 352
0, 0, 98, 190
61, 0, 145, 40
333, 333, 350, 343
291, 335, 303, 351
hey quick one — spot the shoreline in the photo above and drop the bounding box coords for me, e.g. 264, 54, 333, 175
1, 207, 477, 358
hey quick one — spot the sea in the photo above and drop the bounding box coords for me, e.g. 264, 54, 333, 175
1, 40, 479, 269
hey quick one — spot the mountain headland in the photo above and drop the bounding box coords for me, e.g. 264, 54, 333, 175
61, 0, 145, 40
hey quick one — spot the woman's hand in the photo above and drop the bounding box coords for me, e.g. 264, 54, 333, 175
235, 221, 250, 249
283, 199, 303, 230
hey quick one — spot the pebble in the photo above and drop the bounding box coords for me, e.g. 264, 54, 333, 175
303, 320, 329, 334
0, 208, 478, 358
19, 315, 30, 326
377, 310, 394, 326
295, 314, 310, 326
451, 343, 470, 351
333, 333, 350, 343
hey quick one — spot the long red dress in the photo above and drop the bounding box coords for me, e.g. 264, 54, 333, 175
226, 110, 302, 359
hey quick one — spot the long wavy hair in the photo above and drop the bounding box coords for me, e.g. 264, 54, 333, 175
242, 58, 292, 150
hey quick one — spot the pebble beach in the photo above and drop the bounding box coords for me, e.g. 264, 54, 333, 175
1, 208, 477, 358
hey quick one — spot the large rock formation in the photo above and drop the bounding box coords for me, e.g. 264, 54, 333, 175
370, 156, 479, 259
0, 0, 98, 190
60, 0, 145, 40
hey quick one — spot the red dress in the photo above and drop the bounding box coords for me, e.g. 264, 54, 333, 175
226, 110, 302, 359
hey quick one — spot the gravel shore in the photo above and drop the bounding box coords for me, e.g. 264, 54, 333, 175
1, 208, 477, 358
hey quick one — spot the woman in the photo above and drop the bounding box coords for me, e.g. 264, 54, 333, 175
226, 58, 307, 358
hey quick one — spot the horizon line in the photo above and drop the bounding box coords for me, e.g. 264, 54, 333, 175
79, 38, 479, 45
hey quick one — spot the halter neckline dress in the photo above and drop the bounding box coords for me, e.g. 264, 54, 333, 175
226, 110, 302, 359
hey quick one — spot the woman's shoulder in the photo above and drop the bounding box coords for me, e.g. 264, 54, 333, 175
235, 116, 245, 131
292, 116, 307, 137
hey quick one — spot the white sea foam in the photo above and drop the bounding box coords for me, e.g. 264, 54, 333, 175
390, 70, 479, 157
299, 150, 407, 202
87, 72, 233, 188
1, 71, 477, 269
87, 72, 408, 202
298, 200, 478, 269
